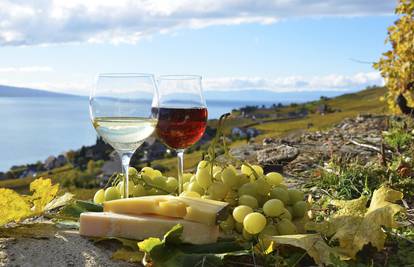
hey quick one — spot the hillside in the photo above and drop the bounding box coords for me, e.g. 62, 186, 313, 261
146, 86, 388, 176
0, 86, 387, 197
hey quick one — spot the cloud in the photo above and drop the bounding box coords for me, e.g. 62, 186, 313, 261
0, 0, 395, 46
0, 66, 53, 72
203, 72, 384, 92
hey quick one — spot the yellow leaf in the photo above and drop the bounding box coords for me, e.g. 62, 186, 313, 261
266, 234, 342, 266
30, 177, 59, 213
306, 186, 404, 259
0, 188, 32, 226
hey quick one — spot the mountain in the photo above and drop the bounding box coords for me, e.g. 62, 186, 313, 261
0, 83, 356, 104
0, 85, 78, 97
204, 89, 356, 104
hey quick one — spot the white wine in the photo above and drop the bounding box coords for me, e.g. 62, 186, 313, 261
93, 117, 157, 152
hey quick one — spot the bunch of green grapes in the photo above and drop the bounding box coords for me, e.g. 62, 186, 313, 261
93, 167, 178, 204
180, 161, 309, 239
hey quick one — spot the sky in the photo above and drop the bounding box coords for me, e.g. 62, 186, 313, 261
0, 0, 399, 95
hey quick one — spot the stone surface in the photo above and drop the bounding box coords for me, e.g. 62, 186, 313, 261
257, 144, 299, 165
0, 224, 137, 267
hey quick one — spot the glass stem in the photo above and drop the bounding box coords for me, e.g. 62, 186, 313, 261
119, 152, 133, 198
177, 149, 185, 194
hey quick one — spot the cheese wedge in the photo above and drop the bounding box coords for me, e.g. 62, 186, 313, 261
79, 212, 219, 245
103, 195, 229, 226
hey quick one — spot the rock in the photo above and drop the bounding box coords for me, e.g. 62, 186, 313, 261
257, 144, 299, 165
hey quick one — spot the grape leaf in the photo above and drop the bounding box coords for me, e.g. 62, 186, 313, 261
306, 186, 405, 259
265, 234, 341, 266
111, 248, 144, 263
58, 200, 103, 220
30, 177, 59, 213
138, 224, 249, 267
0, 188, 32, 225
0, 178, 70, 226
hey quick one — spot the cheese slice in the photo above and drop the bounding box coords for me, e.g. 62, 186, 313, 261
103, 195, 229, 226
79, 212, 219, 245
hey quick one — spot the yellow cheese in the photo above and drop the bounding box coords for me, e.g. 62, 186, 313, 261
103, 195, 228, 225
79, 212, 219, 245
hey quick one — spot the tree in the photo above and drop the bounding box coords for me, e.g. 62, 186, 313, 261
374, 0, 414, 114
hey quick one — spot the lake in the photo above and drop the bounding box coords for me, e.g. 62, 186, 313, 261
0, 96, 279, 172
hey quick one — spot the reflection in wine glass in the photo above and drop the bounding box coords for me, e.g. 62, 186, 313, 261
90, 73, 158, 198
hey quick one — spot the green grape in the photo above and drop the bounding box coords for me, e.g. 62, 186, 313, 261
187, 181, 204, 195
141, 174, 153, 185
238, 182, 257, 197
288, 189, 304, 204
219, 215, 235, 232
128, 167, 139, 178
260, 224, 279, 236
152, 176, 167, 188
141, 167, 155, 178
190, 175, 197, 183
104, 186, 121, 201
221, 166, 239, 188
242, 228, 254, 240
252, 165, 264, 176
241, 164, 263, 181
131, 184, 146, 197
208, 182, 229, 200
243, 212, 266, 234
241, 164, 252, 176
279, 208, 292, 221
238, 194, 259, 209
213, 171, 222, 181
237, 174, 250, 186
265, 172, 284, 186
212, 165, 222, 174
165, 177, 178, 192
152, 169, 163, 178
292, 201, 308, 218
224, 190, 238, 206
286, 206, 294, 216
180, 191, 201, 198
232, 205, 253, 223
197, 160, 211, 170
235, 222, 243, 233
263, 199, 284, 217
116, 181, 134, 197
147, 188, 164, 195
259, 224, 278, 248
253, 178, 271, 196
93, 189, 105, 204
183, 182, 190, 191
228, 164, 237, 174
276, 218, 298, 235
270, 187, 290, 204
182, 173, 193, 183
196, 167, 212, 189
256, 195, 268, 207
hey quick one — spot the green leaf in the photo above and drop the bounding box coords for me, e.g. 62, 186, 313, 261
58, 200, 103, 219
138, 224, 249, 267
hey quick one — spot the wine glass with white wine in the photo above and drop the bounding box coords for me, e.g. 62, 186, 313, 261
89, 73, 158, 198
